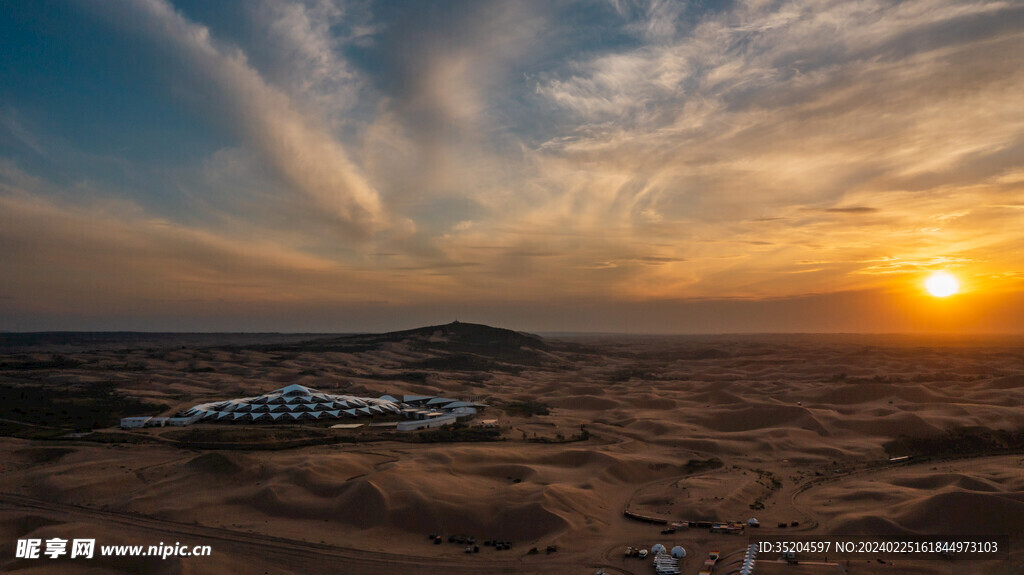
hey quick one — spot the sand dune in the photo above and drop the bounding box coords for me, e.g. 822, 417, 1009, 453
889, 473, 1002, 492
897, 491, 1024, 535
989, 374, 1024, 389
826, 411, 943, 437
546, 394, 622, 410
2, 330, 1023, 574
697, 404, 830, 435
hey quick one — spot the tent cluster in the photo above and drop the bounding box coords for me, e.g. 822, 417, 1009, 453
182, 384, 402, 423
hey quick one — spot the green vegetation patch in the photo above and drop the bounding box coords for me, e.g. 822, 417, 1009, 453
0, 382, 167, 434
0, 419, 69, 440
398, 423, 503, 443
161, 423, 502, 449
682, 457, 724, 474
502, 400, 551, 417
163, 426, 334, 444
884, 426, 1024, 458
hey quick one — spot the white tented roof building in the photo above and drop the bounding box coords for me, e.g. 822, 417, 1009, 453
177, 384, 486, 426
182, 384, 402, 423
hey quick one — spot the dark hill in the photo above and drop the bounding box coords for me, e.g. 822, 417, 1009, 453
373, 321, 547, 352
375, 321, 550, 369
251, 322, 551, 367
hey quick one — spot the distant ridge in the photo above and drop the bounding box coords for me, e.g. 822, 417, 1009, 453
249, 321, 551, 366
0, 332, 328, 352
0, 324, 561, 367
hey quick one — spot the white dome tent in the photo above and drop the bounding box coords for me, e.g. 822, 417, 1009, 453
670, 546, 686, 558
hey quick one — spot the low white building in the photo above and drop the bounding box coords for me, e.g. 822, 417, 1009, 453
166, 413, 202, 426
119, 417, 151, 429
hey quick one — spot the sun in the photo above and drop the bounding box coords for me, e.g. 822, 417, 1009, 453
925, 271, 959, 297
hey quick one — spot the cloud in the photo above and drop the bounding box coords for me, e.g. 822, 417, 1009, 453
515, 0, 1024, 296
0, 179, 483, 322
248, 0, 377, 126
825, 207, 878, 214
0, 110, 46, 157
3, 0, 1024, 330
502, 250, 561, 257
69, 0, 1024, 304
88, 0, 384, 237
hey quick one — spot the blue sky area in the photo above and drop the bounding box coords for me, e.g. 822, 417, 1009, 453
1, 0, 1023, 333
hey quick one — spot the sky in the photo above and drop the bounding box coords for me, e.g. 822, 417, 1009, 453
1, 0, 1023, 333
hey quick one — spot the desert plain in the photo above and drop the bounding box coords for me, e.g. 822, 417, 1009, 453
1, 323, 1023, 575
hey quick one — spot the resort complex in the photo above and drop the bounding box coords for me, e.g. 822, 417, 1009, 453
120, 383, 484, 429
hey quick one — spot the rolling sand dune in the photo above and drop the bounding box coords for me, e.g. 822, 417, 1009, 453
1, 327, 1023, 574
546, 395, 622, 410
825, 412, 943, 437
989, 374, 1024, 389
696, 404, 830, 434
901, 491, 1024, 534
829, 515, 914, 537
889, 472, 1001, 492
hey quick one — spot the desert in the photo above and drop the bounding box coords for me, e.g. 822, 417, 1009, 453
5, 1, 1024, 573
1, 323, 1022, 574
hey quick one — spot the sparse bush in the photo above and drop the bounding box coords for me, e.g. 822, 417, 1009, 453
0, 383, 167, 432
503, 400, 550, 417
884, 426, 1024, 458
682, 458, 723, 473
405, 422, 502, 443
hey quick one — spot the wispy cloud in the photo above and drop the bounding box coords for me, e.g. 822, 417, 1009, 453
0, 169, 471, 318
89, 0, 384, 237
824, 207, 878, 214
1, 0, 1023, 330
518, 0, 1024, 296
